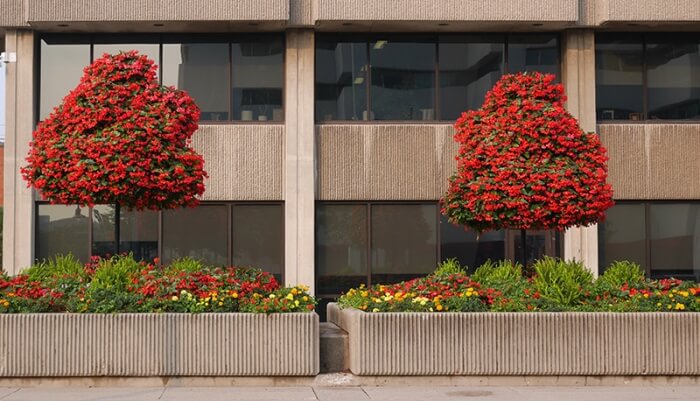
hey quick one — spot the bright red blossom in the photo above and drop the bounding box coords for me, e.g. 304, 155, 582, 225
21, 51, 207, 209
442, 72, 614, 232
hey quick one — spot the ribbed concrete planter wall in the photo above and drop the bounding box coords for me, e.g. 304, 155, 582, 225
0, 313, 319, 377
328, 303, 700, 376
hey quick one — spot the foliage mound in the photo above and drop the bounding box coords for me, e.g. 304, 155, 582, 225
22, 51, 206, 209
442, 72, 614, 233
0, 254, 315, 313
338, 258, 699, 313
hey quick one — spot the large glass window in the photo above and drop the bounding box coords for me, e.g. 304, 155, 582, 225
599, 202, 700, 280
440, 215, 505, 269
595, 33, 700, 121
315, 34, 559, 122
35, 202, 284, 277
40, 35, 284, 122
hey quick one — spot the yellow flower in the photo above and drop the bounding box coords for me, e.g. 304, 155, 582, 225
302, 296, 308, 301
436, 304, 443, 311
667, 305, 672, 310
294, 300, 300, 306
171, 296, 178, 301
218, 301, 223, 306
269, 294, 276, 299
656, 302, 662, 307
360, 291, 369, 298
643, 293, 649, 298
231, 291, 239, 299
286, 293, 294, 301
291, 288, 299, 295
679, 291, 689, 298
372, 308, 379, 312
675, 303, 685, 311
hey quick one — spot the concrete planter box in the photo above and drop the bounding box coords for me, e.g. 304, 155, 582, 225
0, 313, 319, 377
328, 303, 700, 376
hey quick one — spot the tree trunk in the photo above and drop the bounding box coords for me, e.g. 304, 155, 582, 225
520, 228, 527, 269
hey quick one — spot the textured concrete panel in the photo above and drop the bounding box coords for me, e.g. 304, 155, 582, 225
317, 125, 459, 200
599, 124, 700, 200
191, 125, 283, 201
329, 303, 700, 376
26, 0, 289, 22
600, 0, 700, 23
0, 313, 319, 376
0, 0, 25, 27
316, 0, 578, 22
290, 0, 316, 27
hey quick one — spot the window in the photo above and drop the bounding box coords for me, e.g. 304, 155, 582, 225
39, 34, 285, 122
315, 34, 560, 122
595, 33, 700, 121
599, 202, 700, 280
35, 202, 284, 278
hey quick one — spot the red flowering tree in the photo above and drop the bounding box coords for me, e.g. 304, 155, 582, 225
22, 51, 206, 209
442, 72, 614, 263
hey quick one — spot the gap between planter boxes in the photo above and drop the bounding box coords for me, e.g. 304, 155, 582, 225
0, 313, 319, 377
327, 303, 700, 376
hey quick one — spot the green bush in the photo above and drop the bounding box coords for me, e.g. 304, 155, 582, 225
433, 258, 466, 277
471, 259, 522, 285
23, 254, 86, 283
532, 257, 593, 307
598, 260, 646, 289
164, 257, 203, 274
90, 254, 143, 291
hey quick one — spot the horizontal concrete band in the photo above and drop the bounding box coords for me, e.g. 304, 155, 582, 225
0, 313, 319, 376
328, 303, 700, 376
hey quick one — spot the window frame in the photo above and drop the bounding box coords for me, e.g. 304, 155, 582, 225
314, 33, 562, 124
36, 33, 286, 124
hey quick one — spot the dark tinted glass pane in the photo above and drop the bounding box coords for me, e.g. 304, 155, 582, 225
650, 204, 700, 280
162, 43, 229, 121
40, 40, 90, 119
507, 35, 559, 76
370, 39, 436, 120
598, 203, 647, 275
595, 34, 644, 121
440, 215, 505, 272
232, 39, 284, 121
371, 204, 437, 284
439, 35, 504, 120
315, 40, 368, 121
647, 36, 700, 120
92, 205, 117, 258
316, 204, 368, 295
36, 204, 89, 263
232, 205, 283, 278
162, 205, 228, 266
93, 43, 159, 66
119, 209, 158, 262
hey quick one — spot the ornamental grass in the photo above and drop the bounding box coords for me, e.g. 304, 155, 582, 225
0, 254, 315, 314
338, 258, 700, 313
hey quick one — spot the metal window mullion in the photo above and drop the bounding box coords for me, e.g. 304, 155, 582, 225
642, 36, 649, 120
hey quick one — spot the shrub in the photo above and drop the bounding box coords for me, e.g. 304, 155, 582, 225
22, 254, 87, 283
598, 260, 646, 289
532, 257, 593, 307
164, 257, 204, 274
90, 254, 143, 291
471, 260, 522, 285
433, 258, 466, 277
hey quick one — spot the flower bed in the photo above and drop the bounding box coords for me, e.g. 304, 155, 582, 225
0, 255, 319, 376
331, 259, 700, 376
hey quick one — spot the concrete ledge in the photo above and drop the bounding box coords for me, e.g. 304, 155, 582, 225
328, 303, 700, 376
599, 0, 700, 24
0, 0, 26, 27
0, 313, 319, 376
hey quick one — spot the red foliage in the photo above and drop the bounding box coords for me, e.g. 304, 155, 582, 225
21, 51, 207, 210
442, 72, 614, 232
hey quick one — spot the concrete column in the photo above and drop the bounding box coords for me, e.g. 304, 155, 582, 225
3, 30, 35, 274
561, 29, 599, 275
284, 29, 316, 293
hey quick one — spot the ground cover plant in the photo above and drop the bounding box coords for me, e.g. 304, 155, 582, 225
338, 258, 699, 313
0, 254, 315, 313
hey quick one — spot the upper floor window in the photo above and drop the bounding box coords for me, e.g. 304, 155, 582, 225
596, 33, 700, 122
39, 34, 284, 122
315, 34, 560, 122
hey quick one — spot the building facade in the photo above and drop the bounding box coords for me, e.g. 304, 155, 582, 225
2, 1, 699, 307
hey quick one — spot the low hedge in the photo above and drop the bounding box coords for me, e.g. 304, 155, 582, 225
0, 254, 316, 313
338, 258, 699, 313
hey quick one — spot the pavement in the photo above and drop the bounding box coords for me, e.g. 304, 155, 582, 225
0, 385, 699, 401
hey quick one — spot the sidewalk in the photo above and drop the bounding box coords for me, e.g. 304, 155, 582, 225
1, 385, 698, 401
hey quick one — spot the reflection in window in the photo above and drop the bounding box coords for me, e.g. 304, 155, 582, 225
371, 204, 437, 283
162, 43, 230, 121
162, 205, 228, 266
93, 43, 159, 68
507, 35, 559, 76
316, 204, 368, 295
440, 216, 505, 272
439, 36, 504, 120
39, 39, 90, 119
315, 41, 368, 121
650, 204, 700, 278
370, 40, 436, 121
92, 205, 117, 258
232, 40, 284, 121
36, 204, 89, 263
232, 205, 284, 279
120, 209, 158, 262
646, 37, 700, 120
595, 35, 644, 121
598, 203, 647, 274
